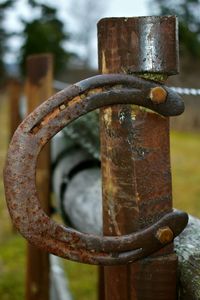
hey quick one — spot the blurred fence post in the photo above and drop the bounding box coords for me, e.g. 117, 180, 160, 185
7, 78, 22, 232
8, 78, 21, 140
98, 17, 179, 300
25, 54, 53, 300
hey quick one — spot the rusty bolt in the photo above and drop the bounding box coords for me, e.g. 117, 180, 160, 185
156, 226, 174, 244
150, 86, 167, 104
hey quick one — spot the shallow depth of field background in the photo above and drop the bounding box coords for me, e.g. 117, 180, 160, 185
0, 0, 200, 299
1, 93, 200, 300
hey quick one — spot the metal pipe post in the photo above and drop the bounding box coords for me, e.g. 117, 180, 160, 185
98, 16, 179, 299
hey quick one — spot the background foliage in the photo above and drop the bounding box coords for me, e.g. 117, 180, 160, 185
151, 0, 200, 58
19, 2, 74, 75
0, 1, 14, 80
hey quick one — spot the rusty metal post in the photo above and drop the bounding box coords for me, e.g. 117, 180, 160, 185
98, 16, 179, 299
25, 54, 53, 300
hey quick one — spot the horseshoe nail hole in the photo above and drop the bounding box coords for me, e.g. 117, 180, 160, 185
30, 125, 40, 134
87, 87, 102, 96
30, 108, 60, 134
80, 94, 86, 99
59, 104, 66, 111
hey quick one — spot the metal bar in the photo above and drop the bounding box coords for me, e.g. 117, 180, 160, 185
98, 16, 179, 299
25, 54, 53, 300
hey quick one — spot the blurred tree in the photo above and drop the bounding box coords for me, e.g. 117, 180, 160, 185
151, 0, 200, 58
20, 1, 74, 75
0, 0, 14, 79
70, 0, 107, 67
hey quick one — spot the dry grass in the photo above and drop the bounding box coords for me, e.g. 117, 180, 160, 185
171, 130, 200, 217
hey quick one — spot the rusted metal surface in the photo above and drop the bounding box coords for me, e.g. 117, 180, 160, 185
98, 16, 179, 75
4, 73, 187, 265
98, 16, 181, 299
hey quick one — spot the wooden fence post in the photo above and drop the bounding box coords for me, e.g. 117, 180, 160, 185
98, 16, 179, 299
7, 78, 22, 232
25, 54, 53, 300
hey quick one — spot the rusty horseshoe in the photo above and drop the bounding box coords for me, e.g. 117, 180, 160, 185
4, 74, 188, 265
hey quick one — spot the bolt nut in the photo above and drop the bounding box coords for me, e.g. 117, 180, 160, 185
156, 226, 174, 244
150, 87, 167, 104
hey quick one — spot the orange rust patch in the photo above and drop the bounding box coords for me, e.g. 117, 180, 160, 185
31, 125, 40, 134
87, 87, 103, 96
68, 95, 82, 106
41, 107, 60, 126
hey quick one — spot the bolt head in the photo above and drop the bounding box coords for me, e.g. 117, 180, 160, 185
156, 226, 174, 244
150, 87, 167, 104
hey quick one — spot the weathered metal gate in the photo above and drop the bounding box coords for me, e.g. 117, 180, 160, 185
4, 16, 188, 299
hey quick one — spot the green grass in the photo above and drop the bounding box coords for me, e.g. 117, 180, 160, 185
62, 260, 97, 300
0, 236, 25, 300
0, 95, 200, 299
171, 131, 200, 217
